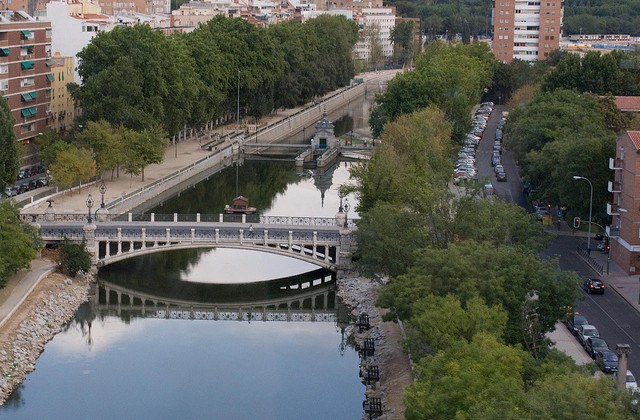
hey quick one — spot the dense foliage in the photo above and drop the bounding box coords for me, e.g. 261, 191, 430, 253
0, 202, 41, 287
369, 40, 493, 139
72, 16, 358, 136
59, 238, 92, 277
0, 96, 19, 191
351, 104, 636, 417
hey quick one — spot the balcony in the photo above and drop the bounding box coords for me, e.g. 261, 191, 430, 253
609, 157, 623, 170
607, 203, 627, 216
608, 180, 622, 193
606, 225, 620, 238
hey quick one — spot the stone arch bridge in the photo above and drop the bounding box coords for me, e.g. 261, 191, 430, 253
25, 212, 357, 273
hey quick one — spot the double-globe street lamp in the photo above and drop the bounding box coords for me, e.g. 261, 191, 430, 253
86, 194, 94, 223
573, 175, 593, 254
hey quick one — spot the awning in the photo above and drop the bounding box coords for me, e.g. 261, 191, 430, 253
20, 107, 37, 118
21, 61, 33, 70
0, 48, 9, 55
29, 91, 38, 99
46, 73, 54, 81
21, 93, 33, 102
21, 30, 31, 37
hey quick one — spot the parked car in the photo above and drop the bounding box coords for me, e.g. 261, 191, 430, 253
585, 337, 609, 358
3, 186, 17, 197
17, 183, 30, 194
496, 171, 507, 182
614, 370, 638, 392
583, 278, 605, 294
483, 183, 495, 198
494, 164, 504, 174
566, 313, 589, 336
578, 324, 599, 347
596, 351, 618, 373
492, 155, 501, 167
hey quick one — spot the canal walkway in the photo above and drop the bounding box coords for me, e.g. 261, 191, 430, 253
20, 70, 398, 216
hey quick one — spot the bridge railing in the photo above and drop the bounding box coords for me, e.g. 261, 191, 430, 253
21, 212, 358, 228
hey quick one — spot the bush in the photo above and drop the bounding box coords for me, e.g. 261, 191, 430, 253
59, 238, 91, 277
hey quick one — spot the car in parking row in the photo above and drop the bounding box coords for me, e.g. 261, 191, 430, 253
453, 103, 493, 185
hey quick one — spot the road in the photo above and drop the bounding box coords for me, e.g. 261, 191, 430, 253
541, 235, 640, 374
479, 105, 640, 374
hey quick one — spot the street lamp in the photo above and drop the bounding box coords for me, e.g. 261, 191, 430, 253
237, 70, 240, 134
343, 198, 350, 228
86, 194, 94, 223
573, 175, 593, 254
338, 189, 345, 213
99, 181, 107, 209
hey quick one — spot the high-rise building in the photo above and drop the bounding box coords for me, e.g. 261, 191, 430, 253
492, 0, 563, 63
0, 10, 51, 166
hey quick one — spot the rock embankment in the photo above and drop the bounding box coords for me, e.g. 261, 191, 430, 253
0, 272, 92, 405
337, 274, 413, 420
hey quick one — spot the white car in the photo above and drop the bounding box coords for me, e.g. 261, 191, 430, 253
578, 324, 599, 347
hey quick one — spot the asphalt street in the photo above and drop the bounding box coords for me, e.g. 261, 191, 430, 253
541, 236, 640, 374
478, 105, 640, 374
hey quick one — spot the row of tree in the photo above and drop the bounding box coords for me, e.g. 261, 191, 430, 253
369, 40, 494, 140
71, 15, 359, 138
351, 105, 638, 417
504, 49, 640, 224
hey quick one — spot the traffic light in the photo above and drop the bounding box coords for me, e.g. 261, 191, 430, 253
573, 217, 580, 228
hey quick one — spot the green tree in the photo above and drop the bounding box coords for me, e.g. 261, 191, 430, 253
404, 333, 529, 419
391, 20, 417, 67
378, 240, 580, 348
50, 146, 97, 191
0, 96, 19, 191
59, 238, 92, 277
0, 201, 41, 287
406, 294, 508, 353
366, 22, 384, 71
74, 25, 202, 136
76, 120, 124, 179
122, 125, 168, 182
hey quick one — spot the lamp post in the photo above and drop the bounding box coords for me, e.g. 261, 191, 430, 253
338, 189, 344, 213
343, 198, 350, 228
99, 181, 106, 209
86, 194, 94, 223
573, 175, 593, 254
236, 70, 240, 134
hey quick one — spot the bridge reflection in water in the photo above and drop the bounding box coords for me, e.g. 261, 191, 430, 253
91, 268, 349, 324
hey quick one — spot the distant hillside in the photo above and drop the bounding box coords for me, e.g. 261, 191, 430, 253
386, 0, 640, 37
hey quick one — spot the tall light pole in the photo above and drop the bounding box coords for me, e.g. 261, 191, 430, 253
236, 70, 240, 134
573, 175, 593, 254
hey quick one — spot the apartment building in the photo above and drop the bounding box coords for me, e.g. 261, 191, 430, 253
49, 52, 74, 134
352, 7, 396, 61
0, 10, 51, 165
492, 0, 563, 63
608, 131, 640, 274
97, 0, 169, 16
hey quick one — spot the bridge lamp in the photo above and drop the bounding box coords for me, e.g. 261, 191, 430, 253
86, 194, 94, 223
338, 189, 345, 213
99, 181, 107, 209
343, 198, 350, 228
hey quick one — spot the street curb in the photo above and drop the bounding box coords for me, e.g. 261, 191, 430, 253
0, 264, 56, 330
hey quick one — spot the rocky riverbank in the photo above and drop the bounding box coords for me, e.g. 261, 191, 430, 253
0, 270, 92, 405
337, 274, 413, 419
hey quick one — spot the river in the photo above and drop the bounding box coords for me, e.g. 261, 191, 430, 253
0, 95, 375, 419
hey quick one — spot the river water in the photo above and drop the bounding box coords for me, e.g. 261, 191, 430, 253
0, 95, 374, 419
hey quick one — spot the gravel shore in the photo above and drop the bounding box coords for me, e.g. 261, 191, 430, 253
338, 274, 413, 419
0, 271, 92, 405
